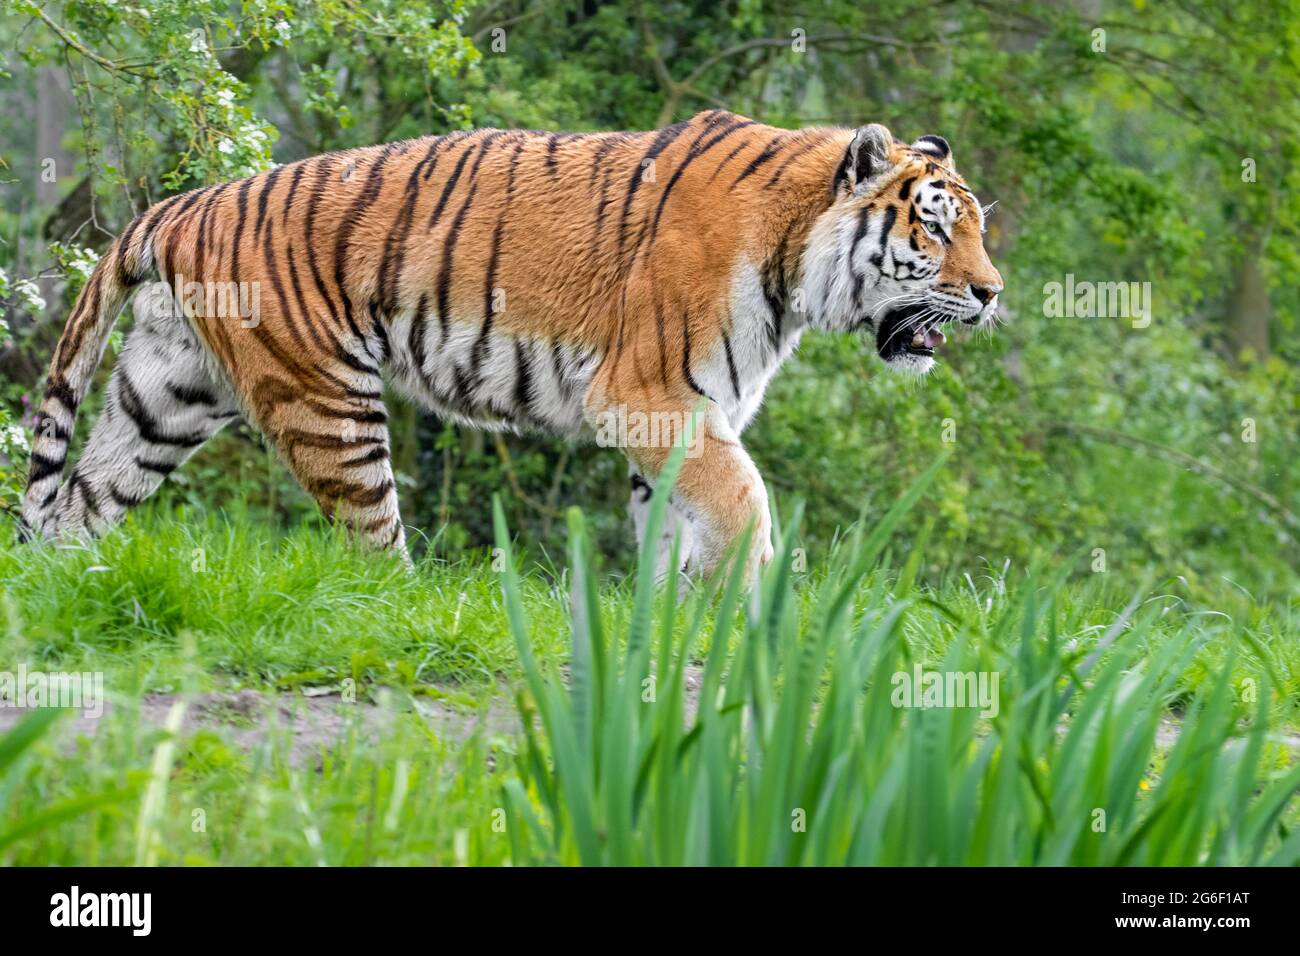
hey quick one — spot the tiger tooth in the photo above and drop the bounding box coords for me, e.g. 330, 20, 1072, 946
911, 332, 924, 348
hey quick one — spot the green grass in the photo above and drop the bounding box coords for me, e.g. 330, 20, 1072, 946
1, 468, 1298, 865
0, 508, 578, 693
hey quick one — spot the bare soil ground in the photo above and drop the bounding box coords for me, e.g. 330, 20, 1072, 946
0, 669, 710, 765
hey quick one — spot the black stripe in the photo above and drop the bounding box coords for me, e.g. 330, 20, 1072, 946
127, 192, 187, 278
410, 292, 431, 386
301, 157, 373, 368
262, 223, 314, 356
116, 215, 148, 285
333, 147, 394, 346
545, 134, 559, 174
437, 175, 480, 345
472, 219, 505, 376
711, 139, 753, 182
282, 162, 308, 225
193, 181, 231, 286
616, 121, 689, 255
117, 373, 209, 447
341, 446, 390, 468
452, 364, 476, 406
72, 473, 102, 520
721, 333, 741, 401
284, 238, 329, 353
435, 137, 502, 346
849, 204, 873, 263
681, 309, 710, 399
168, 184, 214, 223
589, 165, 615, 259
307, 476, 395, 508
731, 134, 787, 188
551, 342, 574, 404
471, 141, 522, 379
423, 131, 469, 181
426, 141, 477, 230
588, 133, 626, 183
877, 205, 897, 252
253, 165, 286, 246
370, 303, 390, 362
279, 429, 380, 451
166, 383, 218, 406
378, 138, 447, 315
44, 379, 76, 413
830, 149, 852, 196
310, 402, 387, 424
763, 135, 827, 188
108, 484, 144, 509
763, 228, 792, 348
230, 177, 256, 288
514, 339, 536, 418
655, 298, 669, 383
28, 452, 65, 483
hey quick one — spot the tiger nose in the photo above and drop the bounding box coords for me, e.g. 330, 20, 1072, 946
971, 283, 1002, 305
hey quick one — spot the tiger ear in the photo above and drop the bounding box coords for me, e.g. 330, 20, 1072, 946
911, 134, 954, 169
835, 124, 894, 196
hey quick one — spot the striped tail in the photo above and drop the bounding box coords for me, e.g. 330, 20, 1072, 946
21, 217, 154, 539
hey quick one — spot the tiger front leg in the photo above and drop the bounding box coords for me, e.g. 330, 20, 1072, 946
616, 400, 773, 585
627, 459, 696, 581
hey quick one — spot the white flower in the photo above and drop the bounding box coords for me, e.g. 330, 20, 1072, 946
190, 30, 208, 54
14, 278, 46, 313
218, 138, 235, 155
64, 246, 99, 281
274, 19, 292, 42
0, 423, 29, 454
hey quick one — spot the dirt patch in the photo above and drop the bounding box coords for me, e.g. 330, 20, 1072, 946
0, 687, 524, 765
1, 667, 711, 765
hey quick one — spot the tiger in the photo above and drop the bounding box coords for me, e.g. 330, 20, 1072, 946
21, 110, 1002, 582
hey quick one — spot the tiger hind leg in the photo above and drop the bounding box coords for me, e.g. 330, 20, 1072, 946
50, 283, 240, 538
236, 360, 407, 555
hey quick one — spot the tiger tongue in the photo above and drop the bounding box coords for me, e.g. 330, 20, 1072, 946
910, 329, 947, 349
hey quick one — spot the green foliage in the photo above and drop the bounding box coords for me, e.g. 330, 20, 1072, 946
1, 485, 1295, 865
491, 463, 1300, 865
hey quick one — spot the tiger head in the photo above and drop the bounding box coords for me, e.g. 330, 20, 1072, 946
803, 123, 1003, 375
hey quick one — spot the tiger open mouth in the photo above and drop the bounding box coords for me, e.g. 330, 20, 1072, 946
875, 302, 952, 361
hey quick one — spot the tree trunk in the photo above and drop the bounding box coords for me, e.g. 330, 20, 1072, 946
1224, 241, 1271, 363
